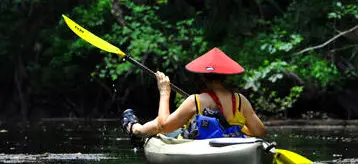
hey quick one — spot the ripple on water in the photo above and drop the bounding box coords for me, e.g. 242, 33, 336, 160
0, 153, 117, 163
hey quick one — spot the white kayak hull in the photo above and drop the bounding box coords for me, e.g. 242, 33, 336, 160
144, 134, 268, 164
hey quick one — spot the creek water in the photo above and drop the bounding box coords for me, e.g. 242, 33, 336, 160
0, 120, 357, 163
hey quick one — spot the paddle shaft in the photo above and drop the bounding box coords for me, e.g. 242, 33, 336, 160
124, 55, 190, 97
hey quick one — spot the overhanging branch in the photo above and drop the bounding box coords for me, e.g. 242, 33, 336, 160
296, 25, 358, 55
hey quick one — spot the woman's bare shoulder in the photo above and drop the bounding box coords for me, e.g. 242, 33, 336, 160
181, 94, 196, 106
238, 93, 249, 102
196, 92, 216, 108
236, 93, 255, 113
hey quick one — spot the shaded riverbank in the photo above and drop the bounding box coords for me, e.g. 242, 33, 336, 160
265, 119, 358, 126
39, 118, 358, 128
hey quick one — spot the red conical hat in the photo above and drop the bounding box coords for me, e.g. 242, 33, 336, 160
185, 47, 245, 74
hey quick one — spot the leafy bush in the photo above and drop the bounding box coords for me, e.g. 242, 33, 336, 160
59, 0, 207, 82
260, 28, 303, 55
295, 54, 342, 88
97, 0, 207, 81
328, 1, 358, 20
243, 60, 303, 115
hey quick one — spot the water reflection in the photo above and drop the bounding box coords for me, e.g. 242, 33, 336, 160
0, 120, 357, 163
0, 120, 145, 163
265, 126, 358, 163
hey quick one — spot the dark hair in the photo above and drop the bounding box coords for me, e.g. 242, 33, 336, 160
201, 73, 226, 82
199, 73, 241, 92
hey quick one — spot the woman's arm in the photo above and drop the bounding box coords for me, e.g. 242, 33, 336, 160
241, 94, 265, 136
159, 95, 196, 133
131, 95, 196, 137
156, 71, 171, 129
131, 71, 196, 137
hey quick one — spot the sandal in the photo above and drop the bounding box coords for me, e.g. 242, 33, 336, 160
121, 109, 139, 137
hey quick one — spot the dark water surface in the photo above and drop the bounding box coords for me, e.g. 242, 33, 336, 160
0, 120, 357, 163
265, 126, 358, 163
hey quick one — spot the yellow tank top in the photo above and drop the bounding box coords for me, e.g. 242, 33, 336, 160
227, 93, 246, 127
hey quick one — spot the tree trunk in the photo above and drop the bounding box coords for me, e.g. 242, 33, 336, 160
14, 53, 28, 120
111, 0, 126, 26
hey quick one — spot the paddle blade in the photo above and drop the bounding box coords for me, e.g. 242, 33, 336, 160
62, 14, 126, 58
273, 149, 312, 164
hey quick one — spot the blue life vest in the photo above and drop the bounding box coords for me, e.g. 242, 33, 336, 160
193, 114, 244, 139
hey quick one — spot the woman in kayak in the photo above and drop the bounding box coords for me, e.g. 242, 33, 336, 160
122, 47, 265, 139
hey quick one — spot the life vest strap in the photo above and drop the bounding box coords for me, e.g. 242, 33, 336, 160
236, 93, 242, 112
194, 94, 201, 114
201, 90, 237, 115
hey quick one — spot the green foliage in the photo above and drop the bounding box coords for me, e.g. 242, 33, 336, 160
218, 0, 350, 115
47, 0, 113, 70
64, 0, 207, 81
2, 0, 358, 119
174, 93, 185, 108
244, 60, 297, 91
328, 1, 358, 19
55, 0, 358, 118
260, 28, 303, 55
249, 86, 303, 114
244, 60, 303, 114
107, 1, 206, 80
155, 0, 168, 4
295, 55, 342, 87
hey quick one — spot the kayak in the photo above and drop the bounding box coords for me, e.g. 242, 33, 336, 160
144, 134, 312, 164
144, 134, 269, 164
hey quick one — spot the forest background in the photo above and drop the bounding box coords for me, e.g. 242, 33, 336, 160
1, 0, 358, 121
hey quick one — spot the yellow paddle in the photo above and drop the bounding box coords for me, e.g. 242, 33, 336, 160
62, 14, 189, 97
273, 149, 312, 164
62, 14, 312, 164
